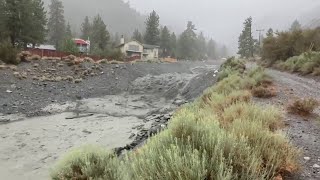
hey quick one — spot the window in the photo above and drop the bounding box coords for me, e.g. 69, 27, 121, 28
128, 44, 139, 52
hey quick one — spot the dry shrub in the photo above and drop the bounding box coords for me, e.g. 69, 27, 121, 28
287, 98, 319, 116
252, 86, 277, 98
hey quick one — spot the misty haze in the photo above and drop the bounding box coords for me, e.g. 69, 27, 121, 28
1, 0, 320, 179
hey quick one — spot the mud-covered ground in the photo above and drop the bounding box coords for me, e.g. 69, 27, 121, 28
250, 65, 320, 180
0, 60, 221, 179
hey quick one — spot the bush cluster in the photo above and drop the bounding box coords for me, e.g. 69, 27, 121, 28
262, 28, 320, 66
274, 51, 320, 75
217, 57, 246, 81
51, 62, 298, 180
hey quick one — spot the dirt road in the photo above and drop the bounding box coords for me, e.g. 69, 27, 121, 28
255, 68, 320, 180
0, 60, 221, 179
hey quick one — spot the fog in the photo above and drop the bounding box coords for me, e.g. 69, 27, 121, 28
127, 0, 320, 53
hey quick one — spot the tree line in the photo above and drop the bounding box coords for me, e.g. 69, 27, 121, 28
134, 11, 228, 60
0, 0, 228, 60
261, 19, 320, 65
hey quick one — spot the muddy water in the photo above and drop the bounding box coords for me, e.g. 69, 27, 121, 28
0, 62, 219, 180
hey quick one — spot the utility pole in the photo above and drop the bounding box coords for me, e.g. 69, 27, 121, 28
256, 29, 265, 47
256, 29, 265, 56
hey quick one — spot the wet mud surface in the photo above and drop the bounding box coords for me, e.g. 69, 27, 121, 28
0, 60, 221, 179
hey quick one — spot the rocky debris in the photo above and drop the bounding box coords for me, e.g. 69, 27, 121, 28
304, 157, 311, 161
17, 51, 31, 62
114, 113, 173, 156
173, 98, 187, 106
0, 64, 6, 70
313, 164, 320, 168
74, 78, 83, 83
82, 129, 92, 134
9, 65, 17, 71
84, 57, 94, 63
33, 63, 39, 68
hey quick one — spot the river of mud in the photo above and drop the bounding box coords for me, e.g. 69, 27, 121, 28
0, 61, 220, 179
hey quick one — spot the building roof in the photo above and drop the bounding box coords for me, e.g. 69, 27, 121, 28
143, 44, 160, 49
73, 38, 89, 45
116, 40, 143, 48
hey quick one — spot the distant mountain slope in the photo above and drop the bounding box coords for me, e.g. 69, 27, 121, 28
300, 5, 320, 29
43, 0, 146, 36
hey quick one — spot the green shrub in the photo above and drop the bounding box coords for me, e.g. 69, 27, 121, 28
0, 42, 20, 64
107, 49, 125, 61
217, 57, 246, 81
273, 51, 320, 76
51, 145, 121, 180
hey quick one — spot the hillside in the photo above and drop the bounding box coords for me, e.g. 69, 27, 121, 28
300, 5, 320, 29
43, 0, 146, 36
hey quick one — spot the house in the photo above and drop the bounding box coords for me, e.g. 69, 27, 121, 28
73, 38, 90, 54
27, 44, 57, 57
117, 36, 159, 60
142, 44, 159, 60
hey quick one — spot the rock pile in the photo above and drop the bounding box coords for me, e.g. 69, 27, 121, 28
114, 113, 173, 156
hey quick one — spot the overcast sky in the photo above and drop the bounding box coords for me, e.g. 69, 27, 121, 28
126, 0, 320, 53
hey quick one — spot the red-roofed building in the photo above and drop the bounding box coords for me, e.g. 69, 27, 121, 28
73, 38, 90, 54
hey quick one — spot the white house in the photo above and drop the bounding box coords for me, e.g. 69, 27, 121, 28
117, 36, 159, 60
142, 44, 159, 60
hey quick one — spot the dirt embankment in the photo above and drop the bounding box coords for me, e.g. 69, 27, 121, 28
0, 60, 221, 179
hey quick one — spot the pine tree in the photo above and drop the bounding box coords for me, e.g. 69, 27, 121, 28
170, 32, 177, 57
160, 26, 171, 57
132, 29, 143, 43
290, 20, 301, 31
266, 28, 274, 38
29, 0, 47, 46
65, 22, 72, 38
196, 32, 207, 59
0, 0, 8, 42
144, 10, 160, 45
48, 0, 66, 48
207, 38, 217, 59
2, 0, 38, 47
178, 21, 197, 60
238, 17, 254, 58
91, 14, 109, 51
81, 16, 91, 40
